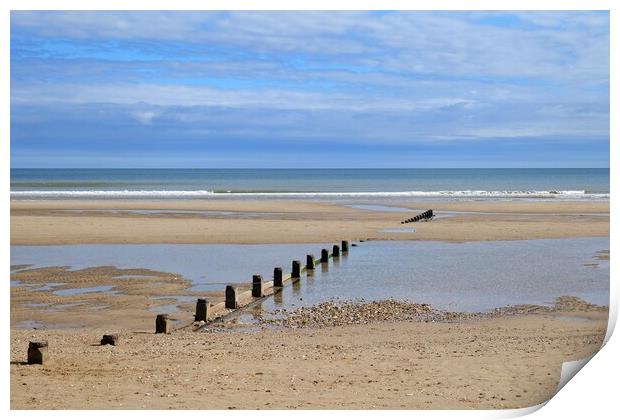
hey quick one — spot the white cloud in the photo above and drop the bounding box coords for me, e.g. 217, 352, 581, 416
131, 110, 158, 125
11, 82, 477, 113
9, 11, 610, 144
11, 11, 609, 81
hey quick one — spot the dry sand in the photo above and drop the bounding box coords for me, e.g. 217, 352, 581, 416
10, 199, 610, 245
10, 308, 608, 409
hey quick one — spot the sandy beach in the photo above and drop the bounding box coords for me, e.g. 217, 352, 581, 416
10, 198, 610, 409
10, 199, 610, 245
10, 305, 608, 409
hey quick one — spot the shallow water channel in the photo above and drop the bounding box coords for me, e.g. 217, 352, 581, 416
11, 237, 609, 313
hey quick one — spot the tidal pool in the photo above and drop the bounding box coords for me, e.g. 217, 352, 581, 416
10, 237, 609, 312
381, 227, 416, 233
11, 242, 334, 292
54, 285, 118, 296
257, 237, 609, 313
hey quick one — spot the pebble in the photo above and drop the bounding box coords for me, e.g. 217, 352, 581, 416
260, 295, 607, 329
261, 299, 470, 329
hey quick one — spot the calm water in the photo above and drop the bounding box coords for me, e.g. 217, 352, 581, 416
260, 238, 609, 312
11, 238, 609, 312
10, 168, 610, 200
10, 243, 333, 291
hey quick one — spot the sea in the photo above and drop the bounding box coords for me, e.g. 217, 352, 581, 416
9, 168, 610, 200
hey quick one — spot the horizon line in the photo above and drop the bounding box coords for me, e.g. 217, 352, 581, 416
9, 167, 611, 170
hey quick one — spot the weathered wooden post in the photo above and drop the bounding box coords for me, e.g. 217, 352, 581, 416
225, 285, 239, 309
332, 245, 340, 257
100, 333, 119, 346
252, 274, 264, 297
155, 314, 171, 334
292, 260, 301, 279
306, 254, 315, 270
27, 341, 48, 364
274, 267, 283, 287
195, 298, 209, 322
321, 248, 329, 263
341, 240, 349, 253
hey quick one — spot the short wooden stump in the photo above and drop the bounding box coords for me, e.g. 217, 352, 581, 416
195, 298, 209, 322
101, 333, 119, 346
28, 341, 48, 365
155, 314, 171, 334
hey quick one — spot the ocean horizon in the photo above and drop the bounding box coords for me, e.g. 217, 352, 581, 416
10, 168, 610, 200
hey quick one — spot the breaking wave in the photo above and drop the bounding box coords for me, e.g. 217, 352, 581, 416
10, 189, 610, 200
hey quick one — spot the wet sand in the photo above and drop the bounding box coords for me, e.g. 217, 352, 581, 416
10, 265, 217, 330
10, 199, 610, 245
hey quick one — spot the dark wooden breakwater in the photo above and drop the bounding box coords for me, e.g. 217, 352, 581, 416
22, 241, 357, 361
401, 209, 433, 224
156, 239, 353, 332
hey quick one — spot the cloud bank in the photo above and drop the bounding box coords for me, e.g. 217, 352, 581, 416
10, 11, 610, 167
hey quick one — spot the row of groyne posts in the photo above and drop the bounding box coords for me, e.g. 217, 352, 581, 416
23, 211, 435, 364
24, 240, 353, 364
156, 239, 352, 334
401, 209, 433, 224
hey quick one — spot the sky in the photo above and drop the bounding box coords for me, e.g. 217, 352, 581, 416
10, 11, 610, 168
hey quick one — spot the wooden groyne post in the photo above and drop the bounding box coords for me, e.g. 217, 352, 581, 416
321, 248, 329, 263
155, 314, 171, 334
225, 285, 239, 309
306, 254, 315, 270
28, 341, 48, 364
332, 244, 340, 257
274, 267, 283, 288
195, 298, 210, 322
292, 260, 301, 279
252, 275, 264, 297
341, 240, 349, 253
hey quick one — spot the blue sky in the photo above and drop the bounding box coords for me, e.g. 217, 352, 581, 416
10, 11, 610, 168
